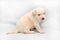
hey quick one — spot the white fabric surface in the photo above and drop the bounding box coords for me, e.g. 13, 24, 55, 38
0, 0, 60, 40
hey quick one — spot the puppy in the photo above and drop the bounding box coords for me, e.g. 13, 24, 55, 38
7, 7, 46, 34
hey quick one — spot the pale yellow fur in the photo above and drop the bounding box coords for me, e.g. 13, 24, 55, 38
7, 7, 46, 34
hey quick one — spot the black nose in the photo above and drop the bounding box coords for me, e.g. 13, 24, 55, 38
42, 18, 44, 20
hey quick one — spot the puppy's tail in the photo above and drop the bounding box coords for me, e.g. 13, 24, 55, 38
6, 30, 20, 35
6, 32, 17, 34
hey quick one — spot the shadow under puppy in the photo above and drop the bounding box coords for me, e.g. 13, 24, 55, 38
7, 7, 46, 34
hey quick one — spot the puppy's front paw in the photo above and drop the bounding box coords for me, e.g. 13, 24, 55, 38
39, 30, 45, 34
40, 31, 45, 34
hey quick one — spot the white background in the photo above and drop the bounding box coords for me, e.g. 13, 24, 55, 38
0, 0, 60, 40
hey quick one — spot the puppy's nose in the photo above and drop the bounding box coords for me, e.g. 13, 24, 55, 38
42, 18, 44, 20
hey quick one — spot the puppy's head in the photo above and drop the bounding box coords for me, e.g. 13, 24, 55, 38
32, 8, 46, 21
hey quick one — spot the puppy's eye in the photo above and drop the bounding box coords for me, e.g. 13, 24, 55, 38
38, 14, 40, 16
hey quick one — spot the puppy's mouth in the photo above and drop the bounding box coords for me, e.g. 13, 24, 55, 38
42, 18, 45, 20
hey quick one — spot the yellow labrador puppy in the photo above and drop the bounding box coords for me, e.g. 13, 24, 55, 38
7, 7, 46, 34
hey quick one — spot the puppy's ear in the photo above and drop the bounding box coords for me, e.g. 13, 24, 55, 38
32, 10, 37, 16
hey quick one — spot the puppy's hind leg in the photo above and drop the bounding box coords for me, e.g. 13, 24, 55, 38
24, 30, 35, 34
23, 27, 35, 34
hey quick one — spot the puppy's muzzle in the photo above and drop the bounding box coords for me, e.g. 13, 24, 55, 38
42, 18, 45, 20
